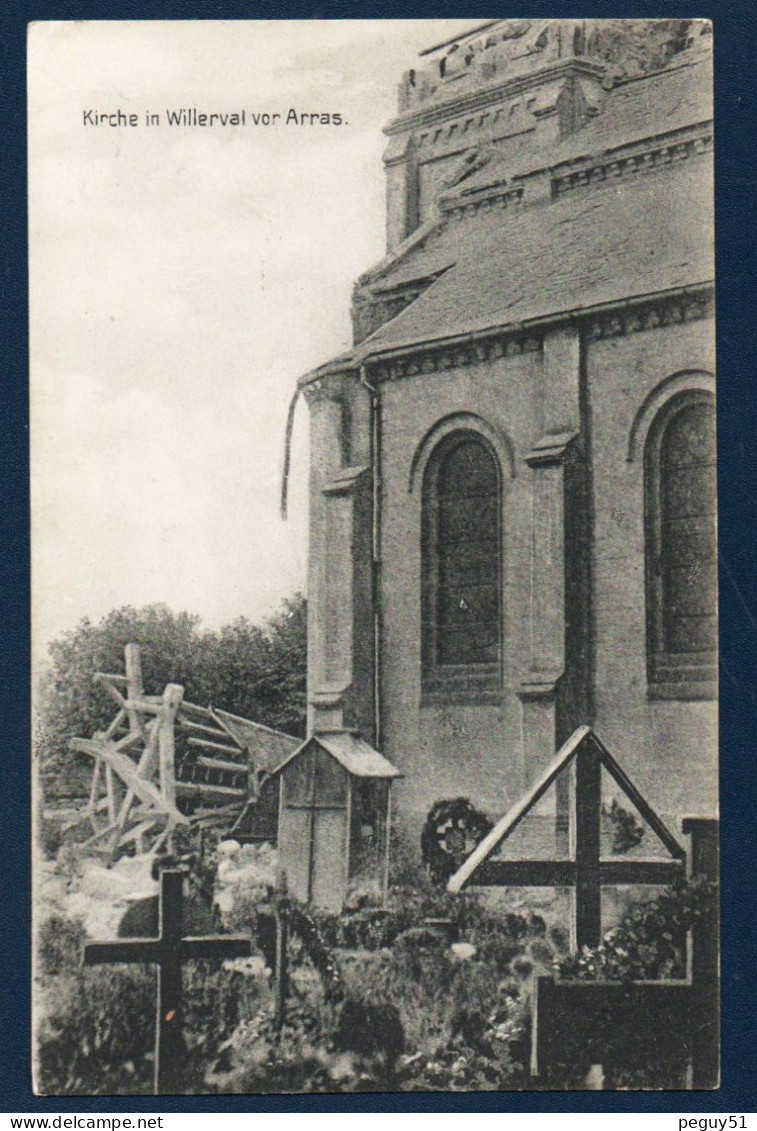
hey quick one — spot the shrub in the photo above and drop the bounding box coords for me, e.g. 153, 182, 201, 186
36, 915, 88, 977
601, 799, 646, 855
35, 954, 264, 1095
556, 876, 715, 983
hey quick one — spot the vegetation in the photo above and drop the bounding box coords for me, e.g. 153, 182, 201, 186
556, 875, 715, 983
35, 852, 715, 1094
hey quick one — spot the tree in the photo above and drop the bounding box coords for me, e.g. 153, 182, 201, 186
37, 596, 307, 802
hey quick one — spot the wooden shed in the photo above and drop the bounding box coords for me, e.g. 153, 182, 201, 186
269, 730, 401, 911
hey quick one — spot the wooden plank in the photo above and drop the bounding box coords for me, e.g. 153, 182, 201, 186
178, 701, 214, 719
119, 818, 160, 846
193, 809, 245, 829
159, 685, 184, 807
187, 736, 243, 756
74, 740, 187, 823
124, 643, 148, 743
124, 698, 162, 715
94, 672, 130, 684
71, 738, 110, 757
112, 730, 144, 753
111, 718, 161, 849
174, 781, 247, 801
82, 825, 119, 848
194, 802, 245, 817
105, 764, 117, 823
178, 719, 237, 740
470, 859, 577, 887
591, 732, 685, 860
94, 677, 129, 711
87, 760, 101, 813
195, 755, 248, 775
447, 725, 592, 892
599, 859, 686, 885
103, 709, 128, 740
85, 939, 166, 965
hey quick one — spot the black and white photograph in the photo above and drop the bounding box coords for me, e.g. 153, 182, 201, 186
29, 18, 717, 1095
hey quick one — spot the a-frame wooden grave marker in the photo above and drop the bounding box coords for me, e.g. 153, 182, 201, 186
84, 869, 251, 1094
447, 726, 718, 1088
447, 724, 687, 948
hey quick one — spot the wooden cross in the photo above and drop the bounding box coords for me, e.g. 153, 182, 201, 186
83, 869, 251, 1094
448, 726, 688, 949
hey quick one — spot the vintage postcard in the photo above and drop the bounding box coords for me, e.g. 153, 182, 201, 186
30, 18, 717, 1095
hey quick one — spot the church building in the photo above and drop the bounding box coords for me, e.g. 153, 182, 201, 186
296, 19, 716, 838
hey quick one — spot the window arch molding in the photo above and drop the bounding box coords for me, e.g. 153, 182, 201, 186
627, 369, 715, 463
409, 411, 516, 495
644, 387, 717, 698
420, 426, 505, 701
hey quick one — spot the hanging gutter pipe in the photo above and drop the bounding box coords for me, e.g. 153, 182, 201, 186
280, 384, 301, 520
359, 364, 382, 749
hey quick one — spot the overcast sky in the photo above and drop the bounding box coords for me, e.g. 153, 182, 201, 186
29, 19, 472, 661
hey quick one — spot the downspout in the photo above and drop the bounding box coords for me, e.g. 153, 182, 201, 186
359, 364, 382, 749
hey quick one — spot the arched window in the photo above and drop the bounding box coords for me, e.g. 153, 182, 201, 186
422, 431, 502, 697
645, 391, 717, 695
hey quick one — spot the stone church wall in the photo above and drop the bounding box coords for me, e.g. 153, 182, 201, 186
378, 350, 541, 827
586, 315, 717, 820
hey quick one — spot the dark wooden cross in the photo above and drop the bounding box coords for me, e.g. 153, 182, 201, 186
84, 869, 251, 1094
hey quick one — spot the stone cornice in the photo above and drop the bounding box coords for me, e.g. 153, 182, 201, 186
384, 58, 604, 139
439, 121, 712, 219
552, 124, 712, 197
363, 287, 713, 384
298, 284, 713, 394
586, 289, 713, 341
322, 465, 370, 495
369, 331, 542, 384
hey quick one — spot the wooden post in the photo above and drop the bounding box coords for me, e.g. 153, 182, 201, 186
125, 644, 145, 739
155, 870, 185, 1095
573, 739, 602, 949
683, 816, 719, 1089
159, 684, 184, 809
273, 869, 290, 1032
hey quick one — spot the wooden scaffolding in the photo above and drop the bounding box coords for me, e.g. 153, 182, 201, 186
70, 643, 296, 859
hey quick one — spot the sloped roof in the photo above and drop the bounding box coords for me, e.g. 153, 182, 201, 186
299, 46, 713, 386
271, 731, 402, 779
357, 156, 712, 355
456, 55, 712, 197
211, 708, 300, 774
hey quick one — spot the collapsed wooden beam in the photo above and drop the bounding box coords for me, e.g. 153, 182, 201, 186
71, 738, 189, 825
187, 736, 243, 756
194, 755, 248, 775
174, 781, 247, 801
